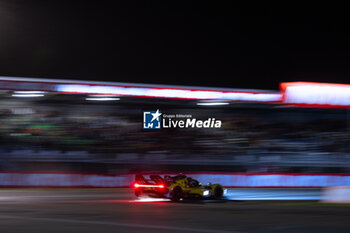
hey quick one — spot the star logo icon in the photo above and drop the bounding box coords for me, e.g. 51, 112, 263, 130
150, 109, 161, 122
143, 110, 162, 129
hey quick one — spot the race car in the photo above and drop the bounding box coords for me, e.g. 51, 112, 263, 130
133, 174, 227, 201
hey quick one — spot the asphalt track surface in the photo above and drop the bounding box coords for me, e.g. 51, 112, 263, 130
0, 189, 349, 233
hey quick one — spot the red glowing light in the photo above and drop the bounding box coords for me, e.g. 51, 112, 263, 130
133, 183, 165, 188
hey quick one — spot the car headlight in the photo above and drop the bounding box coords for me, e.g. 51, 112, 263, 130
203, 190, 210, 196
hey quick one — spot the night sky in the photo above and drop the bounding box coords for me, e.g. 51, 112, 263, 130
1, 1, 350, 90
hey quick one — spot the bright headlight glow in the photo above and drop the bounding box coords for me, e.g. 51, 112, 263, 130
12, 94, 44, 97
56, 84, 282, 102
85, 97, 120, 101
14, 91, 46, 94
203, 190, 210, 196
197, 102, 229, 106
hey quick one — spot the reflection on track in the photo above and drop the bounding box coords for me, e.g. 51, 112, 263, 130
226, 189, 321, 200
129, 189, 321, 203
0, 188, 322, 203
131, 197, 171, 203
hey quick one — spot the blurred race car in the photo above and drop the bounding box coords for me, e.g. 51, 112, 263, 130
133, 174, 227, 201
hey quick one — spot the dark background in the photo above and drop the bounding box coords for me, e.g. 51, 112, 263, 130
1, 1, 349, 90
